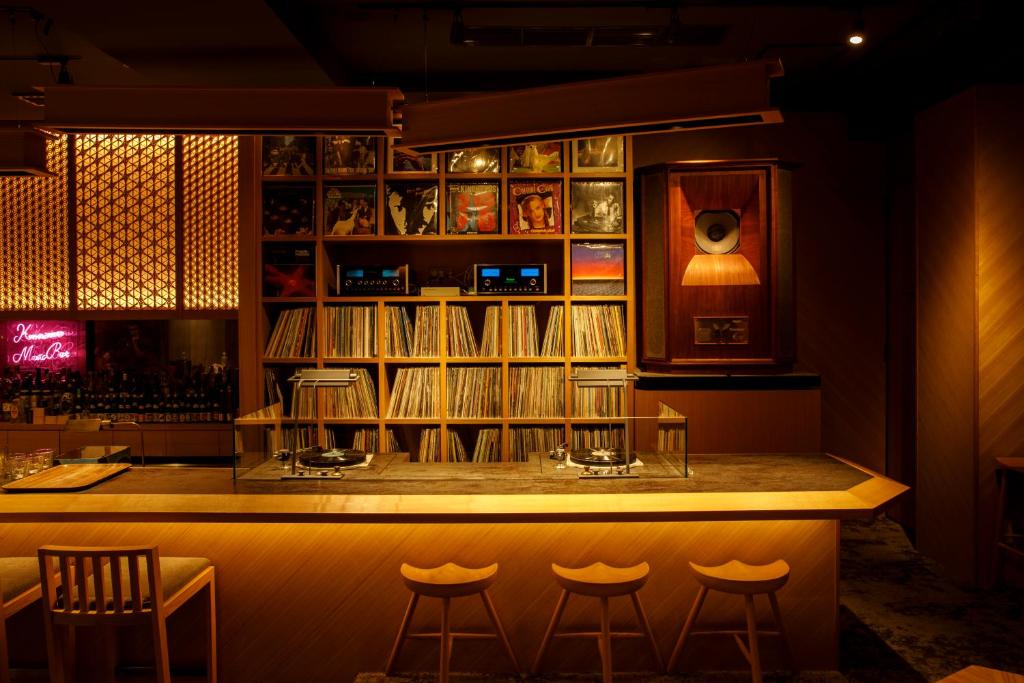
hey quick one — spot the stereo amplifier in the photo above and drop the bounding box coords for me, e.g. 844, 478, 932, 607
336, 265, 409, 295
473, 264, 547, 294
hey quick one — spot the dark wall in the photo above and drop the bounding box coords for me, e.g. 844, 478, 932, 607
634, 112, 888, 472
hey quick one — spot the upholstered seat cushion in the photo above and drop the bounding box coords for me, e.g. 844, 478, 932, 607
0, 557, 41, 603
56, 557, 211, 610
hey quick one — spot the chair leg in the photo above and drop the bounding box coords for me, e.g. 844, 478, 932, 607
384, 592, 419, 675
151, 616, 172, 683
668, 585, 707, 672
599, 596, 612, 683
630, 591, 664, 673
1, 614, 10, 683
439, 597, 451, 683
42, 612, 66, 683
744, 594, 762, 683
767, 591, 794, 670
532, 589, 568, 674
479, 590, 520, 674
206, 577, 218, 683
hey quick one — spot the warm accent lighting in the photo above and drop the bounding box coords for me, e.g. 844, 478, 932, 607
681, 254, 761, 287
848, 32, 865, 45
0, 128, 52, 176
398, 60, 783, 153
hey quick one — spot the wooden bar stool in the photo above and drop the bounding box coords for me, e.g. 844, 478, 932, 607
668, 559, 793, 683
384, 562, 519, 683
533, 561, 663, 683
1, 558, 43, 683
37, 545, 217, 683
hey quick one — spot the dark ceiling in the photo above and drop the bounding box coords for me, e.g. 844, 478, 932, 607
0, 1, 1020, 136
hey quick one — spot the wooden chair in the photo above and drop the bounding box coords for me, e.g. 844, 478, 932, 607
1, 558, 44, 683
37, 545, 216, 683
384, 562, 519, 683
533, 561, 663, 683
668, 559, 793, 683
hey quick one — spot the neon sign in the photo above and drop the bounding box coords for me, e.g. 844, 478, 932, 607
2, 321, 86, 372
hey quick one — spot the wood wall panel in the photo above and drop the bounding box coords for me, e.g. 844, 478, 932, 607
635, 388, 820, 453
976, 87, 1024, 582
915, 90, 979, 583
0, 518, 838, 682
633, 113, 887, 472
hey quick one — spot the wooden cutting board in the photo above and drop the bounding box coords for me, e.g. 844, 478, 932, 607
2, 463, 131, 492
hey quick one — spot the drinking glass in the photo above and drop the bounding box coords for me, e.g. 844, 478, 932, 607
7, 453, 29, 480
33, 447, 55, 470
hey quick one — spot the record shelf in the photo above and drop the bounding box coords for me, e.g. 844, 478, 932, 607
249, 135, 638, 462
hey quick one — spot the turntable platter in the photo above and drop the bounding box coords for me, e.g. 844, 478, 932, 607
298, 448, 367, 469
568, 448, 637, 467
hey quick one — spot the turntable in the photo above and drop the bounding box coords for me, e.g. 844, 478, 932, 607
568, 448, 637, 468
297, 445, 367, 469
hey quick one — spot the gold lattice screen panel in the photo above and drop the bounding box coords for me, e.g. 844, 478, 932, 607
75, 134, 177, 310
0, 137, 70, 310
182, 136, 239, 309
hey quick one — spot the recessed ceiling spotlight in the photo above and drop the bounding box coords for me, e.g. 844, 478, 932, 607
847, 12, 865, 46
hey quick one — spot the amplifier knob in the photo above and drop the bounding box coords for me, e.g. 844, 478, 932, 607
483, 279, 491, 286
529, 278, 537, 286
344, 280, 352, 287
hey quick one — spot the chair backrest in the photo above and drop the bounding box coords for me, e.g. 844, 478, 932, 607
37, 545, 163, 625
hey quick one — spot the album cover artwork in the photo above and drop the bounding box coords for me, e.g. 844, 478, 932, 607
572, 136, 624, 173
263, 245, 316, 297
262, 136, 316, 176
446, 183, 499, 234
262, 184, 315, 236
324, 136, 377, 175
571, 242, 625, 295
570, 181, 625, 233
446, 147, 501, 174
384, 183, 439, 235
508, 142, 562, 174
324, 184, 376, 236
509, 181, 562, 234
387, 140, 437, 173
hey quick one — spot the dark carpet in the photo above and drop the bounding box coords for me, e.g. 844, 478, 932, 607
358, 517, 1024, 682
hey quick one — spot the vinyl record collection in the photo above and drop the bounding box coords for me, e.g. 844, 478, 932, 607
571, 305, 626, 357
324, 305, 376, 357
386, 367, 439, 418
510, 426, 563, 462
509, 366, 564, 418
657, 402, 687, 452
447, 305, 501, 357
572, 367, 625, 418
258, 134, 634, 462
419, 427, 441, 462
509, 305, 564, 357
384, 305, 439, 357
265, 308, 316, 358
572, 426, 625, 450
446, 367, 500, 418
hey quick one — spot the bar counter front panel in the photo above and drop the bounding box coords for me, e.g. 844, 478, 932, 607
0, 453, 906, 683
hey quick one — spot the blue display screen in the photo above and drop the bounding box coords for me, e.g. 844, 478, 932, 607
382, 269, 399, 277
520, 267, 540, 277
481, 268, 501, 277
345, 269, 364, 277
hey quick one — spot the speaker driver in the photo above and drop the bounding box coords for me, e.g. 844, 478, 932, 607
695, 210, 740, 255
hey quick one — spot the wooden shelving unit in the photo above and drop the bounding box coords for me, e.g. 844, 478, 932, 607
255, 136, 635, 462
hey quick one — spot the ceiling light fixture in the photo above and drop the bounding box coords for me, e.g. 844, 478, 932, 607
397, 59, 783, 154
847, 9, 865, 46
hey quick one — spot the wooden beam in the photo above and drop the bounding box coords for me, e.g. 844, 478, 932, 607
398, 60, 783, 153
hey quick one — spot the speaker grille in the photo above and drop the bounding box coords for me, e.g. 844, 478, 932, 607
642, 174, 666, 359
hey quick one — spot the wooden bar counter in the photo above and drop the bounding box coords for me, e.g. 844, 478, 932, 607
0, 452, 906, 682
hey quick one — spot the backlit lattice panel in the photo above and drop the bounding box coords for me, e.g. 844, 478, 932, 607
75, 134, 177, 310
0, 137, 70, 310
182, 136, 239, 309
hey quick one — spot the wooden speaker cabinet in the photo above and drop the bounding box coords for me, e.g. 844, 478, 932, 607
636, 160, 793, 371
